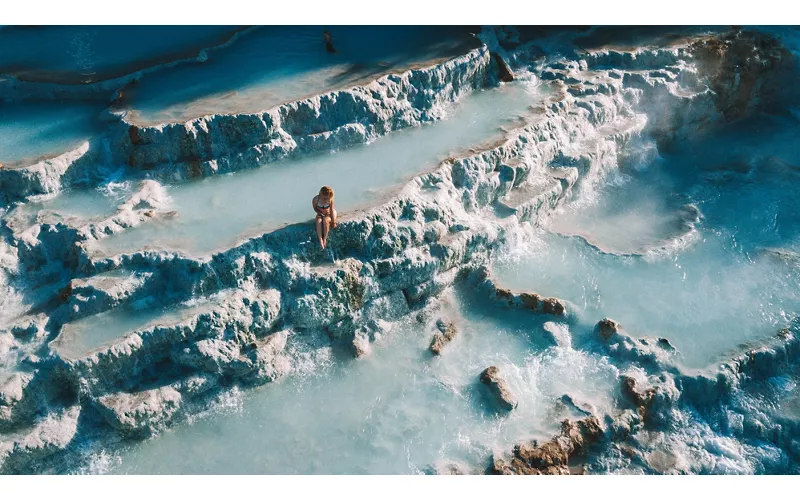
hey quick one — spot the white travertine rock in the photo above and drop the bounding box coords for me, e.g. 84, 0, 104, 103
2, 28, 797, 473
0, 405, 80, 474
98, 386, 182, 436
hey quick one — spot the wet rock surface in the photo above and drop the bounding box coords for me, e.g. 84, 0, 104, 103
471, 266, 568, 319
479, 365, 518, 411
491, 417, 604, 474
429, 318, 458, 355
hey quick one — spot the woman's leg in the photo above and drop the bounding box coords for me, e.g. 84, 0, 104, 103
315, 215, 325, 249
321, 215, 331, 247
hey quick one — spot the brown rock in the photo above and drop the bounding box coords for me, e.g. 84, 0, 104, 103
597, 318, 621, 340
620, 375, 654, 408
690, 30, 795, 121
492, 52, 515, 83
128, 125, 143, 145
519, 292, 540, 310
491, 417, 603, 475
429, 320, 458, 355
479, 366, 518, 411
495, 287, 515, 305
541, 297, 566, 315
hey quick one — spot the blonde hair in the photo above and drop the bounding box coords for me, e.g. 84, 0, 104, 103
319, 186, 334, 199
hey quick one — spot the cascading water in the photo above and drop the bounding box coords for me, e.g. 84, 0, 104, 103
1, 25, 799, 476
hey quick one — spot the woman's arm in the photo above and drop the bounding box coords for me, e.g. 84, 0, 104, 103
312, 196, 324, 216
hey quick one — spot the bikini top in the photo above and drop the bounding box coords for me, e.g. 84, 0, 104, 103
316, 199, 331, 209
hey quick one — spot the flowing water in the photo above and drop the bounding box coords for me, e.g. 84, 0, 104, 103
88, 108, 800, 472
6, 182, 132, 230
494, 114, 800, 369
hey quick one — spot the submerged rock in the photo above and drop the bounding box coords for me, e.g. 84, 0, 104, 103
479, 366, 518, 411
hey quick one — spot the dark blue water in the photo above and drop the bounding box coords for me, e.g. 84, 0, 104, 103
124, 26, 478, 124
0, 25, 243, 83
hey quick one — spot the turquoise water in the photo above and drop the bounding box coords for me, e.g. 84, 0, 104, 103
95, 80, 547, 257
2, 25, 799, 476
123, 26, 478, 125
0, 25, 476, 168
93, 291, 618, 474
7, 183, 129, 230
0, 25, 243, 84
494, 115, 800, 369
0, 101, 104, 166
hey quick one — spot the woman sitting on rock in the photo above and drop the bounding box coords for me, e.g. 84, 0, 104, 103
312, 185, 337, 250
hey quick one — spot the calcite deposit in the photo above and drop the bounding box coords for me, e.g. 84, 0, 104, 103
1, 26, 798, 474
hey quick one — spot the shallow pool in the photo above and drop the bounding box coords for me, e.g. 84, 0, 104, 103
0, 25, 244, 84
494, 115, 800, 369
91, 290, 618, 474
53, 289, 231, 360
95, 79, 548, 257
0, 101, 105, 167
124, 26, 478, 126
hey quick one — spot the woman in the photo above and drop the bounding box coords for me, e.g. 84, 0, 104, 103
312, 185, 337, 250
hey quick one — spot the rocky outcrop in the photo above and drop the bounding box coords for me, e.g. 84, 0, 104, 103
97, 386, 182, 438
67, 288, 284, 393
0, 405, 80, 474
470, 266, 568, 317
594, 318, 677, 370
491, 417, 604, 474
479, 366, 518, 411
492, 52, 515, 82
57, 270, 155, 323
0, 142, 97, 206
122, 48, 491, 176
689, 29, 797, 120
